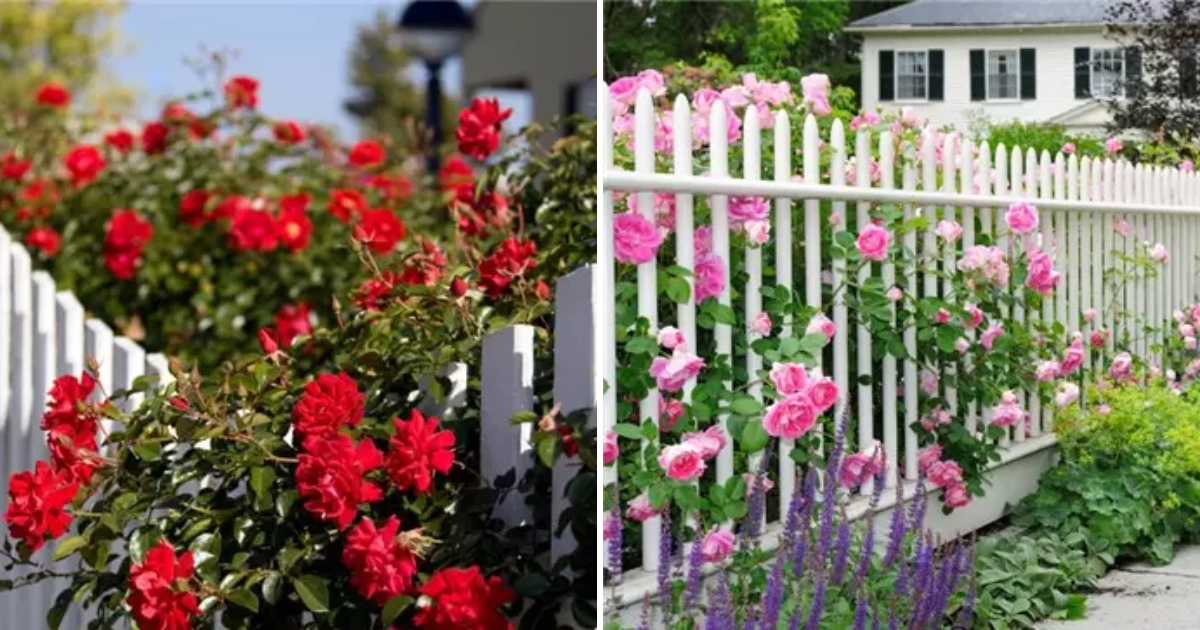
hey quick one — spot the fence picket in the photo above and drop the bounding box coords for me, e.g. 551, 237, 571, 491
743, 107, 766, 525
829, 121, 849, 445
855, 129, 874, 482
481, 326, 536, 528
879, 132, 899, 486
774, 111, 796, 504
902, 160, 919, 481
712, 102, 734, 485
552, 266, 596, 565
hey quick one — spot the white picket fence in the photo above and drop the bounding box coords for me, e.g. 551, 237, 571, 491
600, 84, 1200, 603
0, 219, 596, 627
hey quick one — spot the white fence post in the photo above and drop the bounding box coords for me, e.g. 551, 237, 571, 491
480, 325, 535, 528
552, 265, 596, 565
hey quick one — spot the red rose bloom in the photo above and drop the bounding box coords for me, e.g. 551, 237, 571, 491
273, 120, 305, 144
4, 461, 79, 551
20, 178, 59, 207
366, 172, 412, 202
348, 139, 385, 168
328, 188, 367, 223
127, 540, 200, 630
399, 240, 447, 287
275, 206, 312, 253
211, 194, 256, 221
178, 190, 211, 227
64, 144, 106, 187
104, 210, 153, 280
386, 410, 455, 495
26, 227, 61, 257
414, 566, 514, 630
439, 155, 475, 195
456, 98, 512, 161
341, 515, 418, 605
454, 190, 511, 238
292, 372, 365, 436
352, 272, 401, 311
228, 207, 279, 252
42, 372, 97, 437
223, 75, 259, 109
275, 303, 312, 347
278, 192, 310, 215
104, 129, 135, 153
477, 238, 537, 299
1, 152, 31, 181
295, 433, 384, 529
353, 208, 406, 254
142, 122, 170, 155
35, 82, 70, 108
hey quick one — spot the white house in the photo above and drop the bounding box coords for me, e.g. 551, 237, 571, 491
846, 0, 1138, 135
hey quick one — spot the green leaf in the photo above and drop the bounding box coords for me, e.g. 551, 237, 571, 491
513, 573, 551, 597
262, 572, 284, 605
508, 410, 539, 425
51, 536, 88, 562
739, 420, 769, 454
275, 490, 298, 519
729, 395, 762, 416
613, 423, 642, 440
293, 575, 330, 613
625, 337, 658, 355
382, 595, 415, 624
664, 276, 691, 304
131, 441, 161, 462
710, 304, 737, 325
250, 467, 276, 512
537, 438, 559, 467
226, 588, 259, 613
129, 527, 161, 564
190, 533, 222, 584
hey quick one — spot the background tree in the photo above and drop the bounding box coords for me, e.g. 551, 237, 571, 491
1106, 0, 1200, 141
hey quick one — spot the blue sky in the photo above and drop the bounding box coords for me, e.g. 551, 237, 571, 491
111, 1, 479, 138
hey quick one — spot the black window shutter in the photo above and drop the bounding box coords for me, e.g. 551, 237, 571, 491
879, 50, 895, 101
1019, 48, 1037, 99
1125, 46, 1142, 97
1182, 50, 1198, 98
928, 49, 945, 101
1075, 47, 1091, 98
969, 49, 985, 101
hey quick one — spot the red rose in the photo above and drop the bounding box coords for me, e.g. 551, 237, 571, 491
295, 433, 383, 529
223, 75, 259, 109
43, 373, 97, 433
127, 540, 200, 630
64, 144, 106, 187
275, 205, 312, 253
534, 279, 551, 300
353, 208, 406, 254
348, 139, 385, 168
477, 238, 537, 299
352, 272, 401, 311
450, 277, 468, 297
142, 122, 170, 154
367, 172, 412, 202
35, 82, 70, 108
273, 120, 306, 145
414, 566, 514, 630
341, 516, 418, 605
454, 190, 511, 238
178, 190, 211, 227
278, 193, 310, 215
386, 410, 455, 495
274, 303, 312, 347
228, 207, 278, 252
1, 152, 31, 181
456, 98, 512, 161
4, 461, 79, 551
328, 188, 367, 223
292, 372, 364, 436
211, 194, 255, 221
439, 155, 475, 195
20, 178, 59, 207
104, 210, 153, 280
162, 102, 192, 124
104, 129, 135, 153
399, 240, 447, 287
26, 227, 61, 257
258, 327, 279, 355
43, 373, 101, 484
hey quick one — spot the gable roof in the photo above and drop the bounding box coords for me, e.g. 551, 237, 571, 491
847, 0, 1122, 30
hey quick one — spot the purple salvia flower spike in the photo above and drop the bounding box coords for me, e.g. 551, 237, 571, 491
831, 520, 852, 585
605, 510, 623, 587
805, 574, 827, 630
758, 551, 789, 630
853, 585, 870, 630
882, 478, 908, 568
682, 527, 706, 611
658, 513, 673, 626
742, 604, 758, 630
853, 518, 876, 588
705, 570, 733, 630
744, 442, 774, 544
637, 593, 652, 630
908, 472, 927, 532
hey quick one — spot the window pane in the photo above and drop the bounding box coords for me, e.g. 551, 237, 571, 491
987, 50, 1018, 99
1091, 48, 1125, 98
896, 51, 927, 100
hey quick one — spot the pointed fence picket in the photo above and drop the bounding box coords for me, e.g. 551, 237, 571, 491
601, 83, 1200, 605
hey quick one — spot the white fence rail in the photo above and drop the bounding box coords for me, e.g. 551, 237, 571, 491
600, 83, 1200, 601
0, 224, 596, 627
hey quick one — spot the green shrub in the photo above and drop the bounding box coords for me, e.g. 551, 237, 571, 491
979, 120, 1103, 157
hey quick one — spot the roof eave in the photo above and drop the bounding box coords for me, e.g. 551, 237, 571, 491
845, 22, 1108, 34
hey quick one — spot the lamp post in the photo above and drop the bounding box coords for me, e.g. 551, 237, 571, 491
396, 0, 474, 174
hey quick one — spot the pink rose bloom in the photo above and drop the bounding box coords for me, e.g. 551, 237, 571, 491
613, 212, 664, 264
1182, 159, 1195, 173
636, 69, 666, 96
927, 460, 963, 488
918, 444, 943, 472
958, 246, 1010, 285
856, 224, 891, 261
954, 337, 970, 354
694, 253, 726, 303
943, 483, 970, 508
745, 220, 771, 245
1089, 329, 1109, 349
1025, 250, 1061, 296
657, 326, 687, 350
1109, 351, 1133, 381
659, 397, 684, 431
729, 196, 769, 227
1180, 324, 1194, 337
1095, 404, 1111, 415
899, 106, 920, 127
770, 362, 809, 395
801, 73, 832, 116
693, 88, 722, 115
743, 472, 775, 498
806, 313, 837, 342
627, 493, 661, 522
650, 348, 706, 392
609, 77, 638, 110
1060, 337, 1085, 375
1115, 216, 1130, 236
762, 394, 818, 439
1061, 142, 1076, 155
720, 86, 750, 109
887, 287, 903, 302
805, 368, 840, 413
921, 406, 951, 431
935, 220, 963, 242
700, 530, 735, 564
829, 211, 843, 226
981, 324, 1004, 351
683, 426, 727, 460
603, 430, 618, 466
989, 392, 1023, 427
658, 443, 706, 481
1187, 336, 1198, 350
1084, 308, 1097, 323
964, 303, 984, 329
839, 441, 884, 488
1055, 382, 1080, 407
936, 308, 951, 325
751, 312, 772, 336
1105, 137, 1123, 153
920, 369, 938, 397
694, 225, 713, 255
1150, 243, 1170, 264
1035, 360, 1061, 382
1005, 201, 1040, 234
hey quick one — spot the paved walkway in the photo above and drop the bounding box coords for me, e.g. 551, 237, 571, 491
1039, 545, 1200, 629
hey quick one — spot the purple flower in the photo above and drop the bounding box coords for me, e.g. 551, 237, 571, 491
705, 571, 733, 630
657, 513, 673, 626
805, 574, 826, 630
882, 478, 908, 568
742, 443, 774, 544
831, 521, 852, 585
605, 510, 622, 586
853, 587, 869, 630
683, 529, 705, 610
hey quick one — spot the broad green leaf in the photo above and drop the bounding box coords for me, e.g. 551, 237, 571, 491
729, 395, 762, 416
262, 572, 284, 605
250, 467, 276, 512
382, 595, 414, 624
225, 588, 259, 613
293, 575, 330, 613
52, 536, 88, 562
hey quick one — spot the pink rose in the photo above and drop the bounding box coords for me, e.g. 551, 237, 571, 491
1105, 137, 1123, 153
1005, 201, 1039, 234
1025, 250, 1061, 296
626, 493, 661, 522
964, 304, 984, 329
1109, 351, 1133, 381
1115, 216, 1130, 236
1055, 382, 1080, 407
943, 483, 970, 508
981, 324, 1004, 351
839, 441, 884, 488
958, 246, 1010, 285
1060, 337, 1085, 374
636, 69, 666, 96
613, 212, 664, 264
683, 425, 727, 460
770, 362, 809, 395
729, 196, 769, 227
1181, 159, 1195, 173
742, 472, 775, 498
658, 443, 706, 481
806, 313, 837, 342
936, 308, 950, 324
1180, 324, 1194, 337
801, 73, 831, 116
954, 337, 970, 354
1150, 243, 1169, 264
920, 369, 938, 397
609, 77, 638, 108
751, 312, 772, 336
887, 287, 903, 302
1188, 337, 1198, 350
762, 394, 818, 439
989, 392, 1023, 427
829, 211, 843, 226
694, 253, 727, 303
921, 407, 952, 431
805, 369, 840, 413
659, 397, 684, 431
918, 444, 943, 472
927, 460, 963, 488
1084, 308, 1097, 323
935, 220, 962, 242
745, 219, 771, 245
603, 430, 618, 466
1035, 360, 1060, 382
856, 224, 891, 261
1089, 329, 1109, 348
694, 225, 713, 255
700, 530, 735, 564
649, 348, 706, 392
1095, 404, 1111, 415
692, 88, 722, 115
657, 326, 686, 350
1061, 142, 1076, 155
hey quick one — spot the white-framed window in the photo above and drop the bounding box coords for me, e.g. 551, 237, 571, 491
987, 49, 1020, 100
895, 50, 928, 101
1092, 47, 1125, 98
